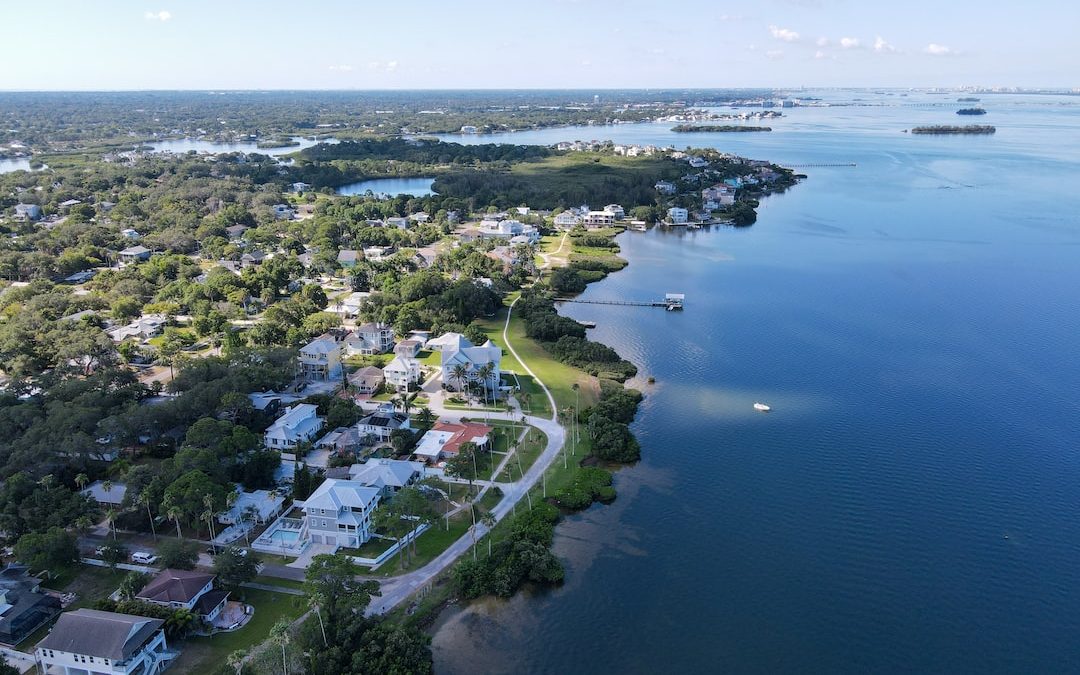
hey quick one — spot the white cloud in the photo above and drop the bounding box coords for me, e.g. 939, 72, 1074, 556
874, 36, 897, 53
649, 47, 666, 55
839, 37, 861, 49
386, 60, 399, 72
328, 64, 354, 72
768, 25, 800, 42
366, 61, 399, 73
816, 37, 829, 47
924, 43, 953, 56
814, 50, 826, 59
766, 50, 785, 60
144, 10, 172, 21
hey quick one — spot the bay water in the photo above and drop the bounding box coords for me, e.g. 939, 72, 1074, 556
430, 92, 1080, 673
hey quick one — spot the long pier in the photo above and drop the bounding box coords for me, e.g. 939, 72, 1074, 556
785, 162, 857, 168
557, 296, 684, 310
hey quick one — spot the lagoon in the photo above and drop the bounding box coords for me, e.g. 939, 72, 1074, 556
431, 92, 1080, 673
336, 176, 436, 197
148, 135, 335, 157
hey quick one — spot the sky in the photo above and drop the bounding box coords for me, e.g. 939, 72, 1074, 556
0, 0, 1077, 90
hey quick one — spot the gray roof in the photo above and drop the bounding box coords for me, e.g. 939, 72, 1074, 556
37, 608, 164, 661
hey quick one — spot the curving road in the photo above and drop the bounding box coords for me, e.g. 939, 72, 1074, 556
366, 296, 563, 615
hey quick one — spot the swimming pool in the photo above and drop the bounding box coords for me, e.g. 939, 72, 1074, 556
264, 529, 300, 544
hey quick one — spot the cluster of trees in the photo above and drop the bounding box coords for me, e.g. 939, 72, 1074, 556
451, 502, 564, 598
583, 383, 644, 463
358, 273, 503, 337
553, 466, 616, 510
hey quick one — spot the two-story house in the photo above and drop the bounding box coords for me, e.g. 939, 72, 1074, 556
135, 569, 229, 623
348, 459, 425, 498
36, 608, 176, 675
263, 403, 324, 450
356, 408, 411, 443
298, 336, 342, 381
383, 355, 421, 391
303, 479, 382, 550
440, 339, 502, 393
345, 323, 394, 355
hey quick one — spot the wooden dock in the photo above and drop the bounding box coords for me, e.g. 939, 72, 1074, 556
558, 293, 684, 311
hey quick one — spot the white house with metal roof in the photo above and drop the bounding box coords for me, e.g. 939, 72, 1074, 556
263, 403, 324, 450
35, 608, 176, 675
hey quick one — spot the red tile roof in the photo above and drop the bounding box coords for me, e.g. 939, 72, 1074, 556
431, 421, 493, 456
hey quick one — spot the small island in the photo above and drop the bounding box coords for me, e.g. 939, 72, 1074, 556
910, 125, 996, 135
672, 125, 772, 133
956, 108, 987, 115
958, 97, 981, 102
255, 137, 301, 149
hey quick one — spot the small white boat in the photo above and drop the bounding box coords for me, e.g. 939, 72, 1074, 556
753, 402, 771, 412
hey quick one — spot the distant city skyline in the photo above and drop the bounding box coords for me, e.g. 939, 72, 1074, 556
1, 0, 1077, 91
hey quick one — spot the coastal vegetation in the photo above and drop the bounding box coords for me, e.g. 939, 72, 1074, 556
910, 125, 996, 134
672, 124, 773, 132
956, 108, 987, 115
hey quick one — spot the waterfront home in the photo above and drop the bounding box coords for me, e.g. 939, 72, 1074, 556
118, 245, 151, 265
272, 204, 294, 220
290, 181, 312, 193
348, 366, 384, 394
394, 339, 423, 358
554, 210, 583, 229
603, 204, 625, 220
583, 210, 616, 228
264, 403, 324, 450
383, 355, 422, 391
667, 207, 689, 225
36, 608, 176, 675
107, 314, 166, 342
298, 335, 343, 381
303, 479, 381, 550
460, 125, 478, 134
477, 219, 540, 244
440, 339, 502, 392
136, 569, 228, 623
356, 408, 411, 442
413, 421, 492, 464
217, 488, 285, 526
426, 332, 472, 353
702, 184, 736, 206
345, 322, 394, 355
80, 480, 127, 507
13, 203, 42, 221
337, 249, 360, 268
0, 564, 61, 646
348, 458, 425, 497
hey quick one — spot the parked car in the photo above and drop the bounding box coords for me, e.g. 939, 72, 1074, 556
131, 551, 158, 564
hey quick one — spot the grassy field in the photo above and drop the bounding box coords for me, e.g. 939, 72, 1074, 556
170, 588, 304, 673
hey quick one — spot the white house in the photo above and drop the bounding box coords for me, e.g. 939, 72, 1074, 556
298, 336, 343, 381
477, 219, 540, 244
603, 204, 625, 220
655, 180, 677, 195
118, 245, 151, 265
264, 403, 324, 450
688, 156, 709, 168
107, 315, 166, 342
583, 211, 615, 228
80, 480, 127, 507
356, 408, 411, 442
303, 479, 381, 550
36, 608, 176, 675
425, 332, 471, 353
440, 339, 502, 392
290, 182, 312, 193
218, 488, 285, 525
272, 204, 294, 220
14, 204, 42, 221
348, 459, 425, 497
667, 207, 689, 225
383, 355, 421, 391
120, 228, 141, 240
386, 217, 410, 230
345, 323, 394, 355
347, 366, 384, 394
553, 210, 583, 229
135, 569, 228, 623
412, 421, 493, 464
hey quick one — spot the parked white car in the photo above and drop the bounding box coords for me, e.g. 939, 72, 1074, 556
130, 551, 158, 564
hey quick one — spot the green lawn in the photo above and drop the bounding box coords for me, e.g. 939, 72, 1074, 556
251, 575, 305, 592
346, 536, 397, 559
169, 588, 304, 673
19, 564, 129, 651
373, 513, 472, 575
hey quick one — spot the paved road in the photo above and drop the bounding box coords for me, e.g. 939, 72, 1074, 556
240, 581, 305, 596
367, 296, 563, 616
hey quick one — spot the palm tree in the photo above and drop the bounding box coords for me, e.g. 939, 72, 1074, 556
270, 619, 292, 675
572, 383, 580, 451
451, 363, 469, 395
241, 505, 258, 546
166, 502, 183, 539
466, 497, 477, 561
308, 594, 328, 648
38, 474, 56, 492
417, 406, 434, 428
227, 649, 247, 675
203, 494, 219, 543
477, 363, 494, 422
137, 489, 157, 541
102, 480, 113, 502
74, 473, 89, 492
106, 507, 118, 540
401, 391, 418, 417
480, 511, 496, 557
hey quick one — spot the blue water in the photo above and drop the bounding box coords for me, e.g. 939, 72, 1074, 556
148, 135, 334, 157
337, 176, 436, 197
430, 92, 1080, 673
265, 528, 300, 544
0, 157, 31, 174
